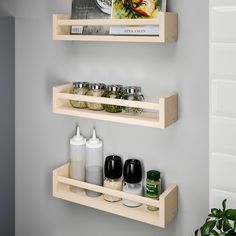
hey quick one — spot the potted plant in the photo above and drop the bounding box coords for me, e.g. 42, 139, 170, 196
195, 199, 236, 236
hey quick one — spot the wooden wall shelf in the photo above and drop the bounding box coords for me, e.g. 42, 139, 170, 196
53, 13, 178, 43
53, 163, 178, 228
53, 84, 178, 129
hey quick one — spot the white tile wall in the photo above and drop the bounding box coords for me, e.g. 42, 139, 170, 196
211, 45, 236, 75
210, 189, 236, 209
212, 7, 236, 43
212, 80, 236, 117
210, 0, 236, 208
211, 0, 236, 7
211, 152, 236, 192
211, 117, 236, 155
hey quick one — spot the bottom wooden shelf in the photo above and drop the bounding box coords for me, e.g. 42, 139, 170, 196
53, 163, 178, 228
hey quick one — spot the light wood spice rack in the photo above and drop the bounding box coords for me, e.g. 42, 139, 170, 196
53, 163, 178, 228
53, 83, 178, 129
53, 13, 178, 43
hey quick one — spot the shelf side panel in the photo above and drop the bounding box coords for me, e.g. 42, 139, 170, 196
159, 93, 178, 128
164, 13, 178, 42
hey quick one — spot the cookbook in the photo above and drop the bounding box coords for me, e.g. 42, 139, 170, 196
110, 0, 166, 36
71, 0, 112, 35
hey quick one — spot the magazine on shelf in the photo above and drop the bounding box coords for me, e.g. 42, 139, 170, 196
71, 0, 112, 35
110, 0, 167, 36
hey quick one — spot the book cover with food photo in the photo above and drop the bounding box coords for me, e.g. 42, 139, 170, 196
110, 0, 166, 35
71, 0, 112, 35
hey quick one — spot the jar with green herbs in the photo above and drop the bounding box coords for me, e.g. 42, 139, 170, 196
70, 82, 89, 109
86, 83, 106, 111
146, 170, 161, 211
102, 85, 123, 113
122, 86, 144, 115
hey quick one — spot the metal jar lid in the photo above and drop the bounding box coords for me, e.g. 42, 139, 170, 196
123, 86, 142, 94
73, 82, 89, 89
107, 84, 123, 92
89, 83, 106, 90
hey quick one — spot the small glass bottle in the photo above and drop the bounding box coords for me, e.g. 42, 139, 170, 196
146, 170, 161, 211
85, 129, 103, 197
70, 82, 89, 109
86, 83, 106, 111
103, 155, 123, 202
122, 159, 143, 207
122, 86, 144, 115
102, 85, 123, 113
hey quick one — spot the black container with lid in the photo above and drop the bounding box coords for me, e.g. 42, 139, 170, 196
104, 155, 122, 180
123, 159, 142, 184
103, 155, 123, 202
122, 159, 143, 207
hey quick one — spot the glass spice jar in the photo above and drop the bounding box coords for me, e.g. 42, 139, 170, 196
122, 86, 144, 115
86, 83, 106, 111
70, 82, 89, 109
146, 170, 161, 211
102, 85, 123, 113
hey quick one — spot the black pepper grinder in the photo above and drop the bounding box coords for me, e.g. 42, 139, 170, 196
122, 159, 143, 207
103, 155, 123, 202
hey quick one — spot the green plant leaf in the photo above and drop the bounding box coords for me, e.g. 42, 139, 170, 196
223, 199, 227, 212
194, 229, 200, 236
210, 230, 219, 236
201, 220, 217, 236
217, 219, 223, 230
223, 218, 232, 232
234, 221, 236, 231
226, 210, 236, 221
218, 210, 224, 218
228, 229, 236, 236
212, 208, 220, 217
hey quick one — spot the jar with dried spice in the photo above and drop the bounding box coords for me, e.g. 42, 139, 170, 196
146, 170, 161, 211
102, 85, 123, 113
70, 82, 89, 109
86, 83, 106, 111
122, 86, 144, 115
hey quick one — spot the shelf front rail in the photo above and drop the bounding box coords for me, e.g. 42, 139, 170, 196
53, 163, 178, 227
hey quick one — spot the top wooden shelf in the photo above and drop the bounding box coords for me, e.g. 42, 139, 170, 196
53, 13, 178, 43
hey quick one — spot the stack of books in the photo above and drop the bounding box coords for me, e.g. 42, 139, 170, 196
71, 0, 166, 36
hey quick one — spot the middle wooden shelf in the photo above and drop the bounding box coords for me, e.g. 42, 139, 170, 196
53, 83, 178, 128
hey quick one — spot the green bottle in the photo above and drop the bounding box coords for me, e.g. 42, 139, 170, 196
146, 170, 161, 211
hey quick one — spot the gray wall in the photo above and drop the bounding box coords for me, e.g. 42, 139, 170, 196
0, 16, 15, 236
0, 0, 209, 235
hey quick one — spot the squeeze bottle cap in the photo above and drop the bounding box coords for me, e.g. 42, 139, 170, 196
70, 126, 86, 146
86, 129, 103, 148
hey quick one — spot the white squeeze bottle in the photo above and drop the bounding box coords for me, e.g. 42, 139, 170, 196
70, 126, 86, 193
86, 129, 103, 197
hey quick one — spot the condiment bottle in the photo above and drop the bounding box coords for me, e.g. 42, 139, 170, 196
122, 86, 144, 115
86, 83, 106, 111
70, 126, 86, 193
85, 129, 103, 197
102, 85, 123, 113
146, 170, 161, 211
70, 82, 89, 109
122, 159, 143, 207
103, 155, 123, 202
